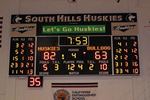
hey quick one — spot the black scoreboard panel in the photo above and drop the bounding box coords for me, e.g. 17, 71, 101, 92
113, 36, 140, 75
9, 37, 35, 75
36, 36, 112, 75
9, 13, 140, 76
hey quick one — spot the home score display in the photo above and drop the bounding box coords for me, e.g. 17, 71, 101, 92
9, 13, 140, 76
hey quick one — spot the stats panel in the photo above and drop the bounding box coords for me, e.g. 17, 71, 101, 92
9, 37, 35, 75
36, 36, 112, 75
9, 13, 140, 76
113, 36, 139, 75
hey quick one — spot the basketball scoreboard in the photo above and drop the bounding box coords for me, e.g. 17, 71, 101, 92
9, 13, 140, 76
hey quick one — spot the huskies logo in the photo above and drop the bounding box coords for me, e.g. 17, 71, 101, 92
113, 25, 136, 32
12, 16, 22, 23
126, 14, 136, 22
54, 89, 70, 100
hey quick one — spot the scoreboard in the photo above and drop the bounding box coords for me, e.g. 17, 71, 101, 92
36, 36, 112, 75
9, 13, 140, 76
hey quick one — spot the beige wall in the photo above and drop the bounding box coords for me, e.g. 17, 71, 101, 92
0, 0, 150, 100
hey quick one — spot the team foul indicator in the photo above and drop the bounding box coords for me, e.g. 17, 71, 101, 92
9, 13, 140, 76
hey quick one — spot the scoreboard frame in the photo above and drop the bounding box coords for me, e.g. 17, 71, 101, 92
9, 13, 140, 76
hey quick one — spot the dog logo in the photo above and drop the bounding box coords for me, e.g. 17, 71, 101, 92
54, 89, 70, 100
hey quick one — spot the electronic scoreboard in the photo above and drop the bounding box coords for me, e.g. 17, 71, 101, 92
9, 13, 140, 76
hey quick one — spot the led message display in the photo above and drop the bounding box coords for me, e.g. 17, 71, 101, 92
42, 25, 106, 34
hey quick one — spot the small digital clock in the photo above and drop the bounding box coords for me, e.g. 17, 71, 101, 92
60, 36, 88, 45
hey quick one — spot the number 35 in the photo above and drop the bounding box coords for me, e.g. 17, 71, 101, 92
28, 76, 43, 87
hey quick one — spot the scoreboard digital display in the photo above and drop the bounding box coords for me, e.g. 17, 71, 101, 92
113, 36, 139, 74
9, 37, 35, 75
9, 13, 140, 76
36, 36, 112, 75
